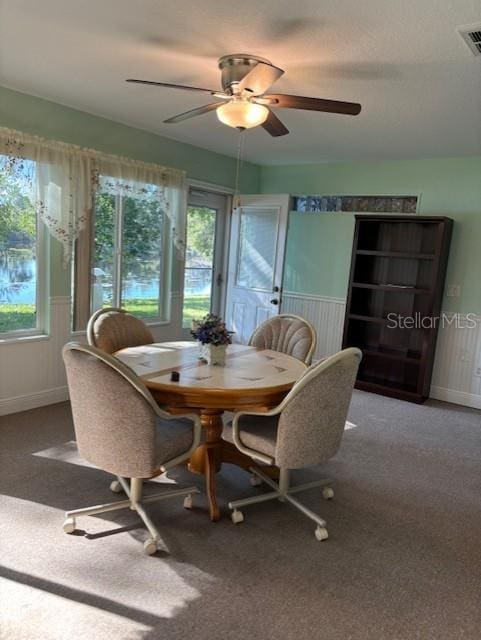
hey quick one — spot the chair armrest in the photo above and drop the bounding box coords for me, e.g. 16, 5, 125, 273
230, 410, 277, 466
160, 412, 202, 472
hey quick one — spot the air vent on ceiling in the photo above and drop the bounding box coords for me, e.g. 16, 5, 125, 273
458, 23, 481, 56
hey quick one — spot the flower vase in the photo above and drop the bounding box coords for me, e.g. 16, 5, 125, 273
202, 343, 227, 366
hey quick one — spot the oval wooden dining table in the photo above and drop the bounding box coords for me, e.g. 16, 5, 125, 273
115, 341, 306, 521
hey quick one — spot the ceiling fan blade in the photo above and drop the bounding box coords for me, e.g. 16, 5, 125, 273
163, 102, 220, 124
262, 109, 289, 137
265, 94, 362, 115
237, 62, 284, 96
126, 79, 218, 94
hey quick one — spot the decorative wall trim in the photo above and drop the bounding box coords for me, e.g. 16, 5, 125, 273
0, 386, 69, 417
292, 194, 419, 214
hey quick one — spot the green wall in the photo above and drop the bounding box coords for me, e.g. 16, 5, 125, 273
0, 86, 260, 191
0, 85, 261, 297
2, 86, 480, 314
261, 157, 481, 313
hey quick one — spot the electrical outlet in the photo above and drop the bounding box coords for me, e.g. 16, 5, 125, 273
458, 349, 472, 363
446, 284, 461, 298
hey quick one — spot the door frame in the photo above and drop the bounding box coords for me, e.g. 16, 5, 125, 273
181, 180, 233, 335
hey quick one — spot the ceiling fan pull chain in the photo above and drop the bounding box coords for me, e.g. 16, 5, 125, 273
233, 129, 246, 210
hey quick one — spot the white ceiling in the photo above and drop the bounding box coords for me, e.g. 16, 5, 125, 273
1, 0, 480, 165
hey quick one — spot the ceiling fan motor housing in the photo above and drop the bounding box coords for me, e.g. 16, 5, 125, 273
218, 54, 272, 94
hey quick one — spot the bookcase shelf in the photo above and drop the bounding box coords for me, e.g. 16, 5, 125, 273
352, 283, 430, 294
356, 250, 436, 260
342, 215, 453, 403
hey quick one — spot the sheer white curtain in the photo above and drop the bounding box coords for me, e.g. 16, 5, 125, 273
0, 128, 93, 265
0, 127, 186, 265
92, 155, 187, 259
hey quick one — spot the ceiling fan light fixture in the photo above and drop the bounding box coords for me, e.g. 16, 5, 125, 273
216, 100, 269, 129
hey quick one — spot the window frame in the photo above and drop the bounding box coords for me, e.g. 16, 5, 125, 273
0, 164, 49, 342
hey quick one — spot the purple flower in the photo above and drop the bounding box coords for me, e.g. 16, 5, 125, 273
190, 313, 234, 346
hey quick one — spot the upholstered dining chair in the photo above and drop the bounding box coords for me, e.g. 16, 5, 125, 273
87, 307, 154, 354
62, 342, 201, 555
222, 347, 362, 540
248, 314, 317, 364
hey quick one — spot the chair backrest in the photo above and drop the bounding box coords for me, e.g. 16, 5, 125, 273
248, 314, 317, 364
275, 348, 362, 469
63, 342, 160, 478
87, 307, 154, 354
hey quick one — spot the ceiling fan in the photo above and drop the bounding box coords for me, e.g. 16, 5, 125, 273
126, 54, 362, 137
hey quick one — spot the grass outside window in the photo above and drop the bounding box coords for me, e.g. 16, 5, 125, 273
0, 294, 210, 333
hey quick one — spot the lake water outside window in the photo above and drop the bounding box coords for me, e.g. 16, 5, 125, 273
182, 207, 216, 328
93, 183, 165, 319
0, 154, 38, 333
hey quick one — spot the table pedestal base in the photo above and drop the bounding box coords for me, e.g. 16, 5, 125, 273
187, 409, 278, 521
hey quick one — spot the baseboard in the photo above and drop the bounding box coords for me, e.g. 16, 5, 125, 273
430, 385, 481, 411
0, 386, 69, 417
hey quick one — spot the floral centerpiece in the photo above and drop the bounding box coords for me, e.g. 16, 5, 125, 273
191, 313, 234, 366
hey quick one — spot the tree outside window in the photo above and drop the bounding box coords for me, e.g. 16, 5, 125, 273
182, 206, 217, 328
0, 156, 38, 333
93, 186, 165, 319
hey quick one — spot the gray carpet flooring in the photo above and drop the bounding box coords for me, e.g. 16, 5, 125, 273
1, 392, 480, 640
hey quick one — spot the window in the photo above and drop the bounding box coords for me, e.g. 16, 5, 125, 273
0, 154, 46, 336
91, 178, 168, 322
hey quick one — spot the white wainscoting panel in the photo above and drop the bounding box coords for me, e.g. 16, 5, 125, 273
281, 293, 346, 361
430, 313, 481, 410
0, 294, 185, 416
2, 293, 480, 414
281, 293, 481, 410
0, 296, 71, 416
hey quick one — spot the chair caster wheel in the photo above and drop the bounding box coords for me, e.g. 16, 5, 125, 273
315, 526, 329, 541
63, 517, 76, 534
143, 539, 158, 555
231, 509, 244, 524
250, 474, 262, 487
183, 494, 193, 509
110, 480, 123, 494
322, 487, 334, 500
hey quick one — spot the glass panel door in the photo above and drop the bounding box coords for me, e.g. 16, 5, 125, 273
224, 195, 290, 344
182, 188, 228, 331
182, 206, 217, 328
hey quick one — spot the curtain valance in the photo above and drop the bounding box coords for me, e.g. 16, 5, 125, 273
0, 127, 186, 264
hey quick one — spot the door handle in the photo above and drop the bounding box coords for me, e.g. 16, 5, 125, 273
270, 299, 279, 306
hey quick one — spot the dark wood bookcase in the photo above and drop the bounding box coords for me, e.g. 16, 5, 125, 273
342, 215, 453, 403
